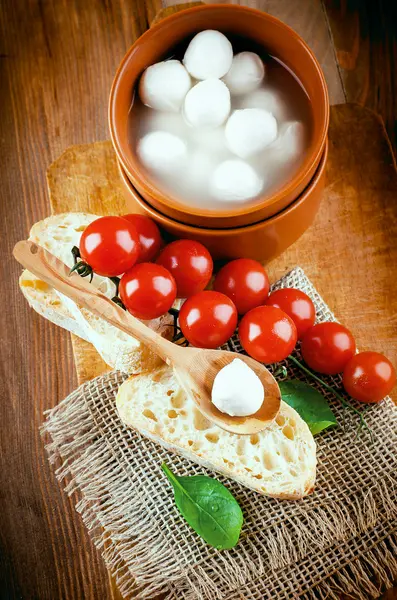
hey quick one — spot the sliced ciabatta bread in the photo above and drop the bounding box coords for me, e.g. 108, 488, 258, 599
19, 212, 174, 374
19, 270, 92, 342
116, 365, 317, 499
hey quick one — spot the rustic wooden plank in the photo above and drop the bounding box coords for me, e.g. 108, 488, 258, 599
0, 1, 148, 598
71, 335, 110, 385
323, 0, 397, 152
47, 142, 129, 216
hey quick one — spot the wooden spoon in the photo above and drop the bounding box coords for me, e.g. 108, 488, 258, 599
13, 240, 280, 434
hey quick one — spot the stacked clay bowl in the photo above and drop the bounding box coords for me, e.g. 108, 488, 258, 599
109, 4, 329, 261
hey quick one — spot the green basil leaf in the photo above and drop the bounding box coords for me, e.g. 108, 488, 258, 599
161, 463, 243, 550
279, 380, 337, 435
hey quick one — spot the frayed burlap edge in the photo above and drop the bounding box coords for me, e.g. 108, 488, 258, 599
300, 533, 397, 600
42, 370, 397, 600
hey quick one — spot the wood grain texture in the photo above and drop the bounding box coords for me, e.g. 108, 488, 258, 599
71, 335, 110, 385
47, 142, 129, 216
0, 1, 147, 598
323, 0, 397, 151
1, 0, 396, 598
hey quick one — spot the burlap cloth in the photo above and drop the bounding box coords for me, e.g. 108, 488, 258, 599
42, 267, 397, 600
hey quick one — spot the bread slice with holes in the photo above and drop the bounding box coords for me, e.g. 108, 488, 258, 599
116, 365, 317, 499
19, 212, 174, 374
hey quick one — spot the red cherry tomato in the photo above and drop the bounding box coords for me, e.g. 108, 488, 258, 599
213, 258, 270, 315
179, 291, 237, 349
79, 216, 140, 277
343, 351, 396, 403
239, 306, 297, 364
156, 240, 213, 298
301, 322, 356, 375
265, 288, 315, 339
119, 263, 176, 320
123, 214, 162, 263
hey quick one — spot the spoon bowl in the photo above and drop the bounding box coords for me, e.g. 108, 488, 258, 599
175, 347, 280, 434
13, 240, 280, 434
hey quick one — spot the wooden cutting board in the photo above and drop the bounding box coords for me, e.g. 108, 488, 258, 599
47, 103, 397, 389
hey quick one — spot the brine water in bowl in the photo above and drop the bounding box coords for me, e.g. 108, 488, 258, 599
129, 32, 313, 211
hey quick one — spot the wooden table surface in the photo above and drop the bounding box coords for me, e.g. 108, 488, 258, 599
1, 1, 396, 598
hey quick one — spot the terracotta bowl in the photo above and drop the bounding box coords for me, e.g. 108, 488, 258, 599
109, 4, 329, 229
117, 141, 327, 263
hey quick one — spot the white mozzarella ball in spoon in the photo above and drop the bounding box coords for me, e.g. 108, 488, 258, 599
225, 108, 278, 158
223, 52, 265, 95
137, 131, 187, 174
139, 60, 191, 112
239, 88, 287, 123
210, 159, 263, 202
184, 79, 231, 128
183, 30, 233, 79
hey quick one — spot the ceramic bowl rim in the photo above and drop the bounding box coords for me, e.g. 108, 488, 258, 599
109, 3, 329, 225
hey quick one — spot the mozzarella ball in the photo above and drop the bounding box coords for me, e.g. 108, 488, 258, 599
210, 159, 263, 202
184, 79, 231, 129
183, 30, 233, 80
191, 126, 228, 156
137, 131, 187, 174
223, 52, 264, 95
212, 358, 264, 417
145, 111, 188, 138
239, 87, 287, 122
138, 60, 191, 112
268, 121, 306, 162
180, 149, 214, 196
225, 108, 278, 158
183, 129, 228, 197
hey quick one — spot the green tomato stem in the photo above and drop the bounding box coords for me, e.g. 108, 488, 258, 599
287, 354, 373, 441
109, 276, 121, 296
71, 245, 81, 265
274, 365, 288, 378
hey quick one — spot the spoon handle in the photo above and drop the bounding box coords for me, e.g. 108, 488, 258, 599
13, 240, 176, 362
